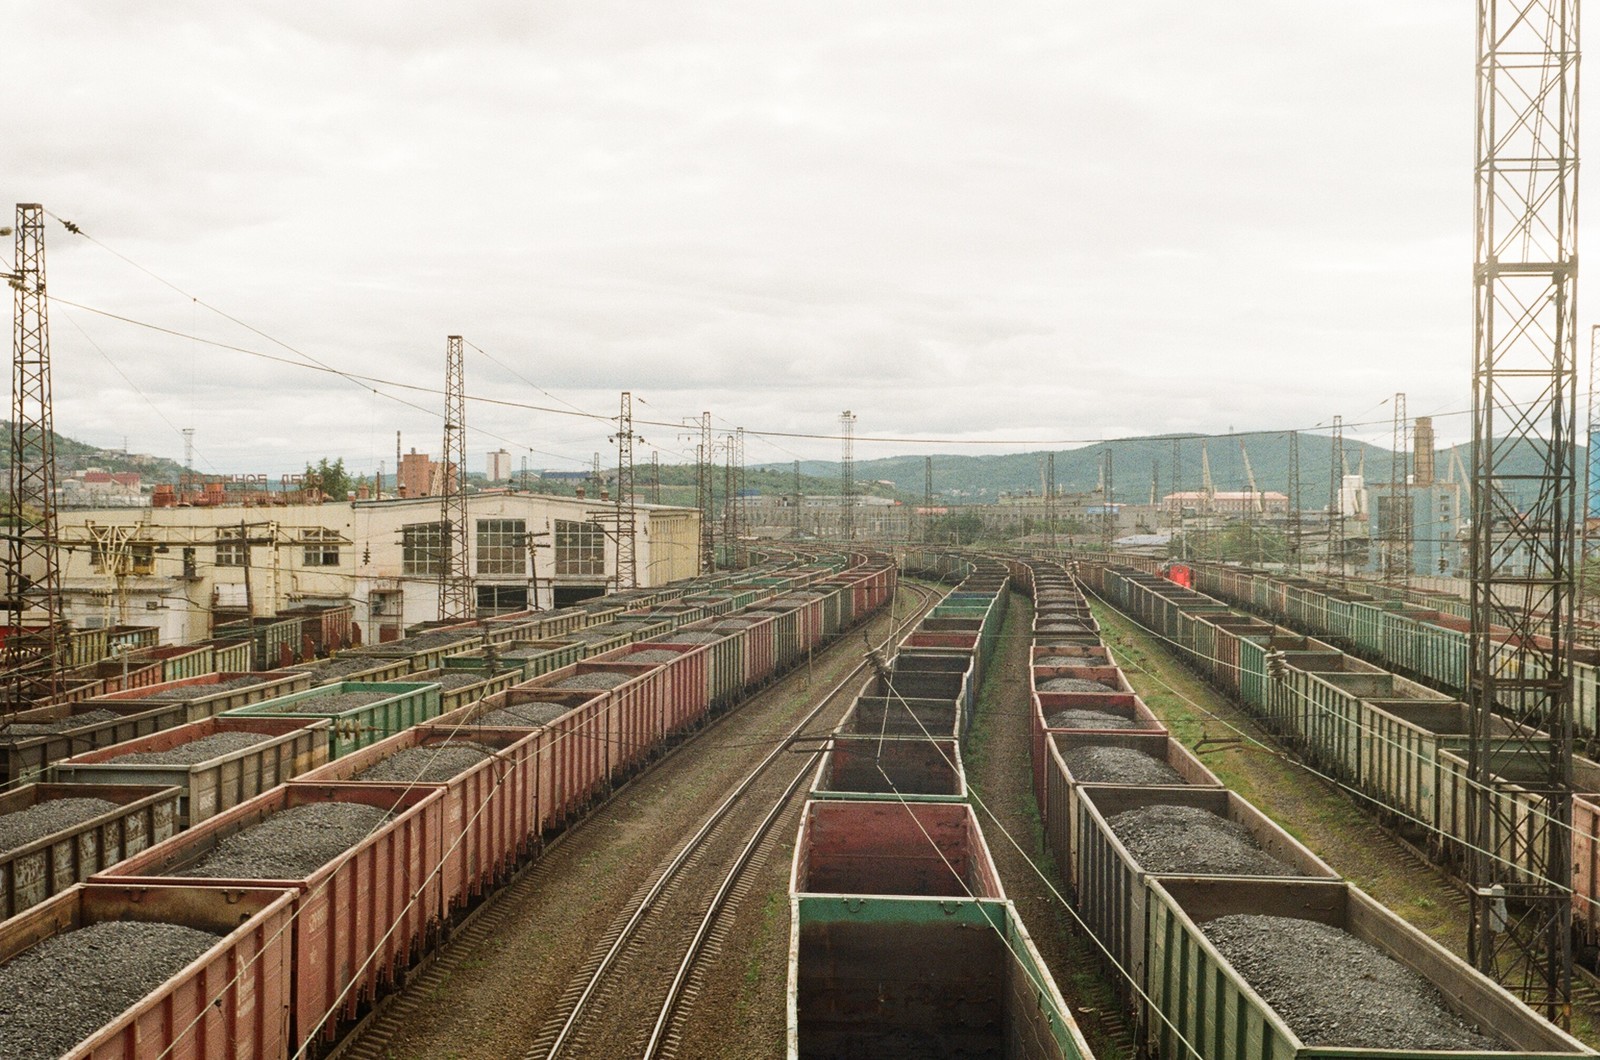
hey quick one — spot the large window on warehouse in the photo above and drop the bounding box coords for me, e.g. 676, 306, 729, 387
554, 519, 606, 577
301, 528, 341, 567
476, 519, 526, 576
402, 521, 450, 576
215, 526, 246, 567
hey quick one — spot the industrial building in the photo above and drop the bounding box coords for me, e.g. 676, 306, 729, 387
54, 491, 700, 644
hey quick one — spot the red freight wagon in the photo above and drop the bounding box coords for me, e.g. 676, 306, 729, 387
95, 782, 446, 1049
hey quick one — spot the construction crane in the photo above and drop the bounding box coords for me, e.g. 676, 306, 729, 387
1239, 439, 1262, 513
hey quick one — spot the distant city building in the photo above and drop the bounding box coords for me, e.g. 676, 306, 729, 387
1162, 491, 1290, 516
398, 448, 455, 498
487, 449, 512, 481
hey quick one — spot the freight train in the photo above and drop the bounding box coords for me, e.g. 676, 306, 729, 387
787, 554, 1095, 1059
1043, 556, 1593, 1057
0, 549, 895, 1058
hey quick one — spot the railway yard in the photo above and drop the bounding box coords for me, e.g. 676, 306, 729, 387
0, 547, 1595, 1058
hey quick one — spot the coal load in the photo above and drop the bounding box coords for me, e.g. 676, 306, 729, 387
1039, 676, 1116, 693
1046, 709, 1136, 730
431, 673, 494, 690
353, 742, 495, 783
474, 703, 570, 727
554, 671, 630, 691
665, 632, 723, 644
0, 798, 119, 855
1061, 746, 1183, 785
298, 658, 389, 681
622, 650, 683, 665
0, 710, 121, 739
107, 731, 276, 765
275, 690, 393, 715
1106, 805, 1302, 876
1203, 915, 1501, 1049
141, 675, 278, 700
0, 920, 222, 1060
174, 801, 392, 878
1036, 654, 1096, 665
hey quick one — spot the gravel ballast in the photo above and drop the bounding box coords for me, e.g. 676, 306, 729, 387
1202, 915, 1501, 1049
106, 731, 277, 766
0, 798, 119, 854
1106, 805, 1303, 876
1045, 709, 1138, 730
175, 801, 393, 878
272, 690, 394, 715
1036, 653, 1098, 665
664, 632, 723, 644
0, 920, 223, 1060
1039, 676, 1117, 693
554, 672, 630, 691
353, 742, 495, 783
1061, 745, 1184, 785
0, 709, 122, 738
474, 703, 571, 727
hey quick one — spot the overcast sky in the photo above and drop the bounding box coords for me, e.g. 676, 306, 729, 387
3, 2, 1557, 479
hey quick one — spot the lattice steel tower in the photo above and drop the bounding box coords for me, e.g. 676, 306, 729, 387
734, 426, 747, 566
697, 412, 713, 571
1388, 393, 1412, 586
1468, 0, 1578, 1020
1046, 453, 1057, 551
1287, 431, 1302, 571
923, 456, 933, 543
1100, 448, 1115, 552
1328, 417, 1345, 585
840, 411, 856, 541
614, 392, 638, 590
438, 335, 474, 620
3, 205, 64, 704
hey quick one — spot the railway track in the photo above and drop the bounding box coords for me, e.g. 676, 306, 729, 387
529, 582, 939, 1060
334, 581, 936, 1060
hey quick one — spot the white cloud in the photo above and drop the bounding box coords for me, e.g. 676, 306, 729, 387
0, 1, 1534, 475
